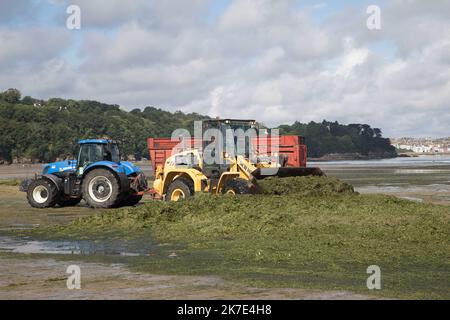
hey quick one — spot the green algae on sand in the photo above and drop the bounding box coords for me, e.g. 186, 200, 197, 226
257, 176, 356, 196
28, 177, 450, 299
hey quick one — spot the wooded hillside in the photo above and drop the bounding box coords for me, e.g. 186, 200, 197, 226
0, 89, 395, 163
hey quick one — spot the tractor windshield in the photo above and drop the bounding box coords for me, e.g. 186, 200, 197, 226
78, 143, 120, 168
78, 144, 104, 167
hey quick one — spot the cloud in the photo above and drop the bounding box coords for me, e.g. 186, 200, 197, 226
0, 0, 449, 137
0, 0, 37, 24
64, 0, 150, 28
0, 27, 70, 69
66, 0, 210, 29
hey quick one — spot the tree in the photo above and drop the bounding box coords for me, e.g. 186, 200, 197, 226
0, 88, 21, 104
276, 119, 396, 158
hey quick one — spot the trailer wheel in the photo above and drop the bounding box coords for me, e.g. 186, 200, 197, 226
222, 178, 250, 195
82, 169, 121, 208
166, 178, 194, 201
27, 179, 58, 208
57, 197, 82, 207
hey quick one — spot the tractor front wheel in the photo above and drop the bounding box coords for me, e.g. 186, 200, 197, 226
82, 169, 121, 208
27, 179, 58, 208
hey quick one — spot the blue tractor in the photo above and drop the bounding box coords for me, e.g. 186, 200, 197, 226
20, 139, 147, 208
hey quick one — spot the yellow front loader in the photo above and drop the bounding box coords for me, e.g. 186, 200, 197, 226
150, 119, 323, 201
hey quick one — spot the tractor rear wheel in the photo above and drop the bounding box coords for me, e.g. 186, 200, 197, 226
27, 179, 58, 208
82, 169, 121, 208
166, 178, 194, 201
222, 178, 250, 195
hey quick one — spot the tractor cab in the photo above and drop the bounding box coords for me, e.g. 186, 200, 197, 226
76, 139, 120, 175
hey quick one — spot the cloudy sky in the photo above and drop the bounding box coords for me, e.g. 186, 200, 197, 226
0, 0, 449, 137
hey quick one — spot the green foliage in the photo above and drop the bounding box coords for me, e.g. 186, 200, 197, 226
0, 90, 207, 162
279, 120, 396, 158
0, 89, 395, 162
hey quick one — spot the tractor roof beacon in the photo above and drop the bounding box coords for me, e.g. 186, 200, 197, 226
20, 139, 148, 209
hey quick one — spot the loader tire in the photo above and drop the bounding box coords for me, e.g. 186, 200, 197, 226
222, 178, 250, 195
27, 179, 58, 208
57, 197, 82, 207
166, 178, 194, 201
82, 169, 121, 208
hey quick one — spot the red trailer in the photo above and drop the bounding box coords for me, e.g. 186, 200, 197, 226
252, 135, 307, 168
147, 135, 308, 174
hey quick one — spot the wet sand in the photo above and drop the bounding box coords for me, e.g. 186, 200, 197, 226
311, 155, 450, 205
0, 255, 373, 300
0, 164, 42, 180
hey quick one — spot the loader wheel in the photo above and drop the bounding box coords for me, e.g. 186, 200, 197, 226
82, 169, 120, 208
166, 178, 194, 201
27, 179, 58, 208
121, 194, 143, 207
57, 197, 82, 207
222, 178, 250, 195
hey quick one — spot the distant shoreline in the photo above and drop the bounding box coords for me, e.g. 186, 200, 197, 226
397, 152, 450, 156
309, 152, 450, 162
2, 152, 450, 166
308, 153, 396, 162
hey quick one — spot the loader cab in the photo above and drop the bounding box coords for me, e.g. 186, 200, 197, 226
201, 119, 258, 177
202, 119, 258, 157
77, 139, 120, 174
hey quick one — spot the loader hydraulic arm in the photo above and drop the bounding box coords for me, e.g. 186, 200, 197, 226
232, 155, 258, 181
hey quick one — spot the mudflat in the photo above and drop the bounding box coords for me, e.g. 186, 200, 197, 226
0, 156, 449, 299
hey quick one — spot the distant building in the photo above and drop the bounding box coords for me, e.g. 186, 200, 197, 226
391, 137, 450, 154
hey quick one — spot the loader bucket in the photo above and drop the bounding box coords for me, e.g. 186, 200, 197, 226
251, 167, 325, 180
